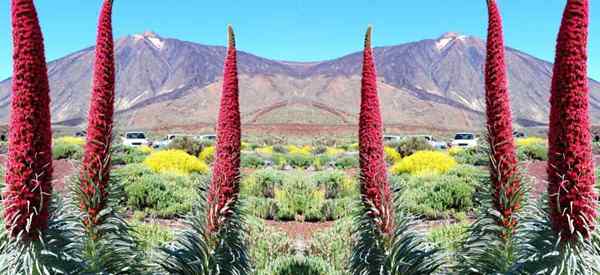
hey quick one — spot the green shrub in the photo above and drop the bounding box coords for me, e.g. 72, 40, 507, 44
117, 164, 200, 218
247, 217, 294, 273
287, 154, 313, 168
309, 218, 353, 273
399, 173, 476, 219
261, 256, 337, 275
244, 197, 277, 219
111, 144, 150, 165
241, 153, 265, 168
427, 222, 469, 253
451, 146, 489, 166
272, 144, 288, 154
167, 136, 212, 156
322, 198, 355, 220
241, 169, 285, 198
52, 141, 83, 160
334, 155, 358, 169
131, 222, 174, 252
312, 170, 347, 199
274, 172, 325, 221
516, 143, 548, 161
396, 137, 434, 157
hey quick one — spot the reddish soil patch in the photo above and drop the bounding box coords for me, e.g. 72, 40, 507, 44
265, 220, 335, 240
522, 155, 600, 198
0, 154, 77, 193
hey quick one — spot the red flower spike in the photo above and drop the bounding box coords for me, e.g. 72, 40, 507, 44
358, 26, 394, 234
80, 0, 115, 224
484, 0, 521, 232
207, 25, 242, 233
547, 0, 597, 240
3, 0, 53, 240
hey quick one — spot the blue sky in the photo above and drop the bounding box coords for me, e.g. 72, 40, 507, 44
0, 0, 598, 80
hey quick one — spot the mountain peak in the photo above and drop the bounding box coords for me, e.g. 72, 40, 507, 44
132, 31, 165, 49
435, 32, 468, 51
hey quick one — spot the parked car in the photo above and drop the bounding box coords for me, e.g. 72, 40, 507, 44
153, 134, 190, 148
404, 135, 448, 149
383, 135, 402, 143
197, 134, 217, 141
513, 131, 526, 138
451, 133, 478, 148
74, 130, 87, 137
121, 131, 149, 147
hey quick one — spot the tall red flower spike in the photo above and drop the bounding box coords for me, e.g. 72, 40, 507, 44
547, 0, 597, 240
80, 0, 115, 224
484, 0, 521, 232
3, 0, 53, 240
207, 25, 242, 233
358, 26, 394, 234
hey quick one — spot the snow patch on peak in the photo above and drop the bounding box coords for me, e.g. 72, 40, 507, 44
435, 32, 468, 51
436, 37, 454, 51
147, 36, 165, 49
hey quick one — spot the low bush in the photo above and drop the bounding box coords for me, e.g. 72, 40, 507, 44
309, 218, 353, 273
131, 222, 174, 252
143, 149, 208, 175
391, 151, 457, 176
166, 136, 211, 156
111, 144, 151, 165
198, 146, 215, 163
287, 145, 312, 156
398, 171, 476, 219
427, 222, 469, 252
312, 170, 352, 199
247, 217, 294, 273
322, 198, 355, 220
241, 169, 285, 198
244, 197, 277, 219
260, 256, 337, 275
334, 155, 358, 169
273, 172, 326, 221
515, 137, 545, 147
517, 143, 548, 161
256, 146, 274, 156
287, 153, 313, 168
384, 146, 402, 164
396, 137, 434, 157
324, 147, 345, 158
116, 164, 201, 218
53, 140, 84, 160
450, 146, 489, 166
241, 153, 265, 168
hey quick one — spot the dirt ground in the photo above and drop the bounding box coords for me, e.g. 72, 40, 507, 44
0, 154, 76, 193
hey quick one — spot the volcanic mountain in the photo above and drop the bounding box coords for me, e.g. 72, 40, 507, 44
1, 31, 599, 133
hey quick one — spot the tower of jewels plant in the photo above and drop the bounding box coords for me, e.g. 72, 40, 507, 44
350, 26, 442, 275
457, 1, 527, 273
158, 26, 249, 275
0, 1, 73, 274
519, 0, 600, 273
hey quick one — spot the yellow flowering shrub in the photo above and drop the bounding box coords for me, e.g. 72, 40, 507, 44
349, 143, 359, 151
325, 147, 345, 158
256, 146, 274, 156
288, 145, 312, 156
199, 146, 215, 163
384, 147, 402, 163
515, 137, 546, 147
137, 145, 153, 154
55, 136, 85, 146
391, 151, 457, 176
144, 150, 208, 175
448, 147, 464, 156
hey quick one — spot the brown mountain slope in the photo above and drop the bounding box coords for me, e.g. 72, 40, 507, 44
0, 31, 599, 133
